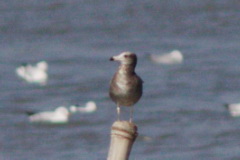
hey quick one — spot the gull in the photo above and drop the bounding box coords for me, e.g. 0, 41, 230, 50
149, 50, 183, 65
16, 61, 48, 85
69, 101, 97, 113
26, 106, 70, 124
225, 103, 240, 117
109, 51, 143, 122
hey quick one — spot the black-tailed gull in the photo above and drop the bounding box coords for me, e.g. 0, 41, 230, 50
109, 51, 143, 122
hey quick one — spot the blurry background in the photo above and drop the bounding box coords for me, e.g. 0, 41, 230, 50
1, 0, 240, 159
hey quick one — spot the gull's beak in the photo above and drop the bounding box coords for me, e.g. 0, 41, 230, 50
110, 54, 122, 61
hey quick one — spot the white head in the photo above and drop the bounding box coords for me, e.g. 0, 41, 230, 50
170, 50, 183, 60
85, 101, 97, 112
16, 66, 26, 77
36, 61, 48, 71
110, 51, 137, 66
227, 104, 240, 117
55, 106, 69, 116
69, 106, 77, 113
69, 101, 97, 113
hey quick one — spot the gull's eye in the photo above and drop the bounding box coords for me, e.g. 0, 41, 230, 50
124, 55, 129, 58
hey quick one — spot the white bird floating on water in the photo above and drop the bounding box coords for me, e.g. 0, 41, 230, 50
149, 50, 183, 65
225, 103, 240, 117
69, 101, 97, 113
27, 106, 70, 124
16, 61, 48, 85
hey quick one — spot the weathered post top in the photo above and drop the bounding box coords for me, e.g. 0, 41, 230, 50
107, 121, 138, 160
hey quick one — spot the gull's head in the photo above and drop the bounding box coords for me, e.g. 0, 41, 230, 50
85, 101, 97, 112
226, 103, 240, 117
69, 105, 77, 113
69, 102, 96, 113
110, 51, 137, 65
36, 61, 48, 71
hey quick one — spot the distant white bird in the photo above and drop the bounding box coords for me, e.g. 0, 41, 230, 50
149, 50, 183, 65
225, 103, 240, 117
16, 61, 48, 85
27, 106, 70, 124
69, 101, 97, 113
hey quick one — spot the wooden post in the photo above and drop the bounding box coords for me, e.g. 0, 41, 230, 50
107, 121, 138, 160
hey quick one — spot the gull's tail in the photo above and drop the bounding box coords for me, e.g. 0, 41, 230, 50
224, 103, 229, 109
25, 111, 36, 116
